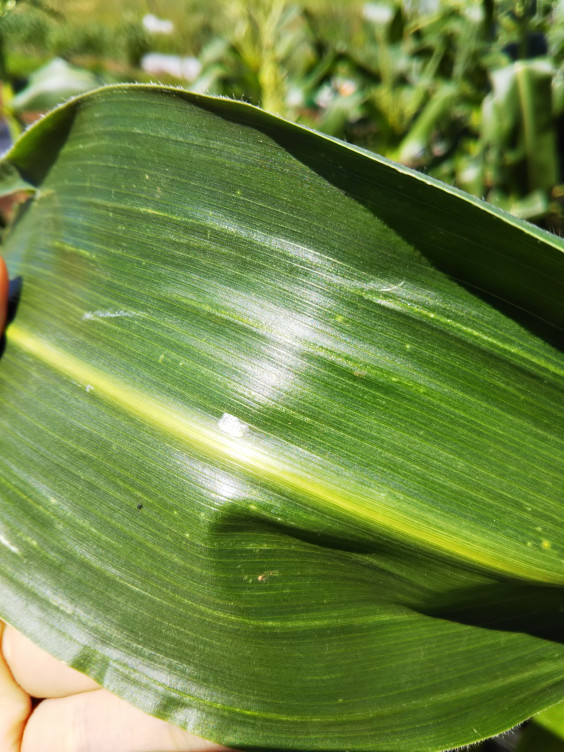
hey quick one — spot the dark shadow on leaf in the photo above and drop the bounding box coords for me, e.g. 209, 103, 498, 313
207, 501, 564, 644
7, 276, 23, 325
421, 580, 564, 644
5, 101, 78, 188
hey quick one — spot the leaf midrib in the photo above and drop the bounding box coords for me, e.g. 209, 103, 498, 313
7, 323, 562, 584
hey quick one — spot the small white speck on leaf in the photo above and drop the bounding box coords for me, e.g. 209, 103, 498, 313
218, 413, 249, 439
0, 534, 20, 554
82, 310, 137, 321
380, 281, 404, 292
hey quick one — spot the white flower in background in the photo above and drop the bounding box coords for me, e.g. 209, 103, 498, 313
315, 83, 334, 109
141, 53, 202, 82
362, 3, 394, 25
142, 14, 174, 34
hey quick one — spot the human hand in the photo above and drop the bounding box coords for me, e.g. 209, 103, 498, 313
0, 620, 235, 752
0, 256, 8, 335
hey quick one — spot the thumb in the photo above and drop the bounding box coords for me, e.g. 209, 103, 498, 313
21, 688, 233, 752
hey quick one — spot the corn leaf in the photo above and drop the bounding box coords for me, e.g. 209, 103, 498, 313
0, 85, 563, 752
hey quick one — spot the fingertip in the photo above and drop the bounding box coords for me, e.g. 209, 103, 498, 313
0, 256, 8, 336
0, 621, 32, 752
21, 689, 235, 752
2, 625, 100, 699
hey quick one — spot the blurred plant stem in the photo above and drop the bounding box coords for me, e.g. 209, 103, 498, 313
228, 0, 288, 115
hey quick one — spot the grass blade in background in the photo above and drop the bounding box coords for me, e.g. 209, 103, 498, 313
0, 85, 563, 751
9, 57, 101, 114
482, 58, 559, 219
516, 701, 564, 752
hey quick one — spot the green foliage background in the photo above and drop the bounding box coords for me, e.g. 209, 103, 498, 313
1, 0, 563, 233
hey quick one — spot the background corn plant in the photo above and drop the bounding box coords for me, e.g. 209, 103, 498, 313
0, 0, 563, 231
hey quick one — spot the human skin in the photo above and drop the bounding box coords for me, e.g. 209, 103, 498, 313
0, 257, 8, 335
0, 621, 235, 752
0, 261, 234, 751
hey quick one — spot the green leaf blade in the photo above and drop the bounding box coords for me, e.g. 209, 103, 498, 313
0, 85, 563, 751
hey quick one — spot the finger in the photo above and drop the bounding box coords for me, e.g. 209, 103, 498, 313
0, 621, 32, 752
21, 686, 235, 752
2, 625, 100, 699
0, 256, 8, 335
